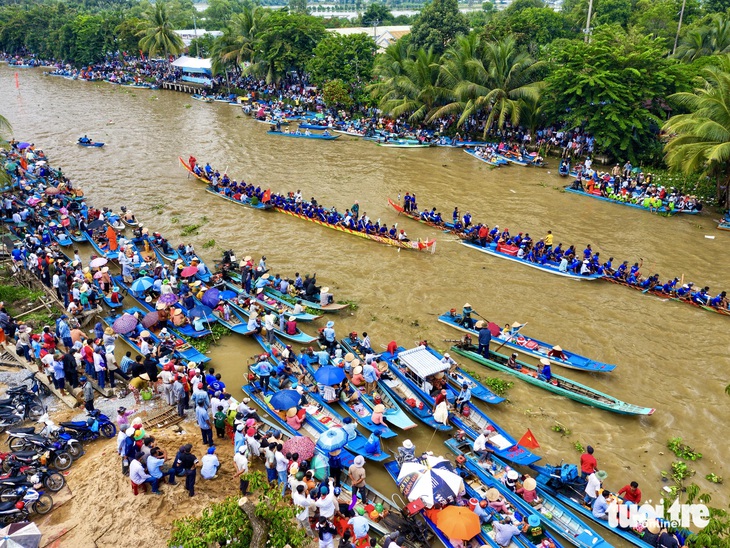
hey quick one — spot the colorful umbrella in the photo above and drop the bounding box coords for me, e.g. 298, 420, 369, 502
309, 453, 330, 481
269, 389, 301, 411
313, 366, 345, 386
16, 142, 31, 150
200, 287, 220, 308
0, 521, 42, 547
158, 293, 178, 305
89, 257, 108, 268
44, 187, 61, 195
130, 277, 154, 292
282, 436, 316, 460
436, 505, 481, 540
396, 456, 465, 508
111, 313, 138, 334
141, 311, 159, 328
93, 271, 103, 279
316, 427, 348, 452
180, 265, 198, 277
220, 290, 237, 300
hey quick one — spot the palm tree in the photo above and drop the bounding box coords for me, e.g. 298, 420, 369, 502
675, 14, 730, 62
369, 42, 441, 123
663, 54, 730, 208
211, 3, 268, 75
429, 34, 544, 137
138, 1, 185, 59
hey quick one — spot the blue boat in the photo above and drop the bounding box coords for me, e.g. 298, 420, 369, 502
563, 186, 698, 216
78, 141, 104, 148
299, 123, 333, 130
48, 227, 72, 247
191, 94, 213, 103
207, 299, 253, 336
422, 346, 505, 405
445, 437, 611, 548
531, 463, 691, 548
225, 296, 316, 344
495, 152, 532, 166
149, 239, 180, 263
267, 130, 339, 140
224, 282, 322, 322
558, 161, 571, 177
464, 149, 506, 167
460, 240, 604, 281
178, 253, 212, 283
204, 186, 274, 211
438, 312, 616, 373
263, 286, 347, 312
83, 231, 119, 261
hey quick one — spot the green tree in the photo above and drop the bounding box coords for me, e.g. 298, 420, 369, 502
484, 7, 575, 52
115, 16, 145, 56
323, 78, 354, 107
663, 55, 730, 208
544, 26, 683, 163
204, 0, 234, 29
211, 3, 268, 74
289, 0, 309, 14
675, 14, 730, 62
369, 42, 441, 122
361, 2, 394, 24
248, 11, 326, 83
306, 33, 377, 86
409, 0, 469, 55
704, 0, 730, 13
138, 0, 185, 58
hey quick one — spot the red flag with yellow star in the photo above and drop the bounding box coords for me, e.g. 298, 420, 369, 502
518, 429, 540, 449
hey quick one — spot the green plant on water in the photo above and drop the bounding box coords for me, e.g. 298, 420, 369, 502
202, 239, 215, 249
211, 323, 230, 340
574, 441, 585, 453
181, 223, 203, 236
667, 437, 703, 461
551, 422, 572, 437
466, 369, 513, 396
671, 460, 695, 484
706, 473, 723, 484
170, 216, 179, 224
337, 299, 359, 311
184, 104, 192, 109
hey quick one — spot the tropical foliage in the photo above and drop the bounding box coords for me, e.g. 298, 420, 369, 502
137, 0, 185, 58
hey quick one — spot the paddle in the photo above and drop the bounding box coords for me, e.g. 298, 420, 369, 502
493, 322, 528, 354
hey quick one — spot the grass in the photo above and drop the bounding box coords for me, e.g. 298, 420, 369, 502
202, 239, 216, 249
0, 278, 63, 327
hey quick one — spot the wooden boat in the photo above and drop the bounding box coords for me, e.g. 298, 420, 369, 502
191, 94, 213, 103
271, 207, 437, 252
223, 282, 321, 322
376, 141, 431, 148
387, 198, 463, 234
299, 123, 333, 130
438, 311, 616, 373
267, 130, 339, 140
263, 286, 347, 312
464, 149, 504, 167
294, 351, 398, 439
563, 186, 698, 215
119, 212, 139, 228
602, 277, 730, 317
204, 186, 274, 211
92, 278, 123, 309
149, 239, 180, 263
530, 462, 691, 548
225, 296, 316, 343
126, 306, 210, 364
461, 240, 604, 280
83, 231, 119, 261
718, 220, 730, 231
209, 301, 255, 336
558, 161, 570, 177
450, 345, 655, 416
495, 152, 531, 166
178, 253, 212, 283
332, 129, 367, 138
422, 345, 505, 405
444, 438, 611, 548
178, 157, 212, 184
336, 337, 417, 431
49, 228, 72, 247
77, 141, 104, 148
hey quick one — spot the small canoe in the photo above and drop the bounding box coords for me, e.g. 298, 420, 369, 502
209, 303, 255, 336
83, 231, 119, 261
376, 141, 431, 148
178, 253, 212, 283
78, 141, 104, 148
495, 152, 531, 166
178, 157, 212, 184
332, 129, 367, 138
119, 213, 139, 228
438, 311, 615, 373
50, 229, 72, 247
226, 297, 316, 343
224, 282, 321, 322
718, 220, 730, 231
299, 123, 333, 130
563, 186, 696, 215
204, 186, 274, 211
149, 239, 180, 263
450, 345, 655, 416
445, 438, 611, 548
263, 286, 347, 312
461, 240, 604, 280
92, 278, 123, 309
464, 149, 505, 167
267, 130, 339, 140
191, 94, 213, 103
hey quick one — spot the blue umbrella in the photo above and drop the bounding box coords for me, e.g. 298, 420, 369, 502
201, 287, 220, 308
130, 276, 154, 292
17, 142, 31, 150
269, 389, 301, 411
220, 290, 237, 300
314, 366, 346, 386
189, 306, 206, 318
317, 427, 348, 452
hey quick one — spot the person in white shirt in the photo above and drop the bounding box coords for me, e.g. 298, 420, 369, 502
130, 453, 160, 494
232, 445, 250, 495
473, 428, 495, 463
160, 367, 175, 405
245, 431, 261, 457
314, 478, 336, 519
275, 445, 289, 495
292, 484, 314, 537
200, 446, 220, 480
584, 470, 606, 506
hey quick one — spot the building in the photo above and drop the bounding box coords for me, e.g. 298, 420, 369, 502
171, 56, 213, 85
331, 25, 411, 51
173, 29, 223, 48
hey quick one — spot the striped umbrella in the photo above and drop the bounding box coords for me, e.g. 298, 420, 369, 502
396, 456, 465, 508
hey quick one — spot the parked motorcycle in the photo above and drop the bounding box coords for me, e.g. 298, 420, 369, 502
58, 409, 116, 441
0, 485, 53, 525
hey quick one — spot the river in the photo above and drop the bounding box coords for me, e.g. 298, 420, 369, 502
2, 65, 728, 527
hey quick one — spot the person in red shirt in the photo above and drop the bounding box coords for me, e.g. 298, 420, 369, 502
618, 481, 642, 504
580, 446, 597, 479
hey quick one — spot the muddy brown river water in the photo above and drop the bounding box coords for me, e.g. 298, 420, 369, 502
2, 65, 728, 530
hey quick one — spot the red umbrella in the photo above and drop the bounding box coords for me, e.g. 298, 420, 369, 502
141, 311, 160, 328
180, 265, 198, 277
282, 436, 316, 460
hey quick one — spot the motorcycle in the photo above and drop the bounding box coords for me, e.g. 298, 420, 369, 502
1, 443, 73, 472
0, 463, 65, 493
58, 409, 116, 441
0, 485, 53, 525
7, 415, 83, 458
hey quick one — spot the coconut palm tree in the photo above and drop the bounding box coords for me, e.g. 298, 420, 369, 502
663, 54, 730, 208
138, 1, 185, 59
369, 42, 441, 123
675, 14, 730, 62
211, 3, 268, 75
429, 34, 544, 136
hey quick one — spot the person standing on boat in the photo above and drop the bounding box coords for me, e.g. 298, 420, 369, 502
584, 470, 607, 506
477, 322, 491, 359
580, 446, 597, 479
322, 321, 336, 353
348, 455, 368, 505
455, 382, 472, 414
460, 303, 474, 329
